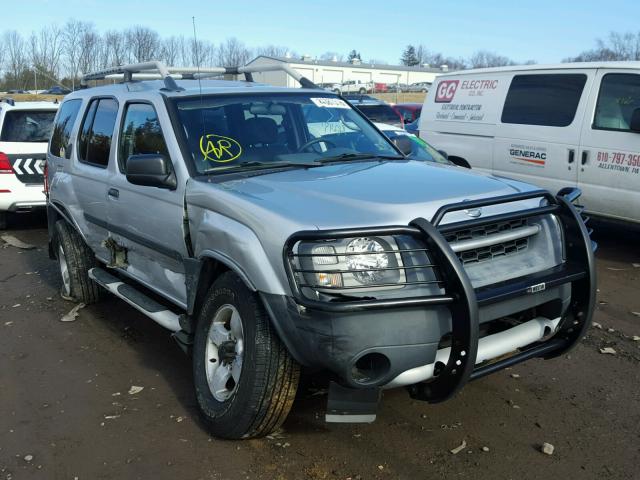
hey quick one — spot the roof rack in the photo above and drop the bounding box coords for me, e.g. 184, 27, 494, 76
81, 61, 320, 91
0, 98, 15, 106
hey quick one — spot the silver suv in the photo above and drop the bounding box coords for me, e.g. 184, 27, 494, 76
46, 62, 596, 439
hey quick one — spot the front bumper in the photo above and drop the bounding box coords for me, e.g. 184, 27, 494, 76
267, 188, 595, 404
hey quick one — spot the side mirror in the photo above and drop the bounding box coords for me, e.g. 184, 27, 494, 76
630, 108, 640, 133
126, 154, 177, 189
448, 156, 472, 169
391, 135, 414, 156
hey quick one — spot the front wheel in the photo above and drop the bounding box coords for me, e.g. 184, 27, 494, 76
193, 272, 300, 439
358, 88, 367, 94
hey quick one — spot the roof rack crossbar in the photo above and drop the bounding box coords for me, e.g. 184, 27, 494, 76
81, 60, 322, 90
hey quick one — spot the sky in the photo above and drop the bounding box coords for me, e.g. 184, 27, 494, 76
6, 0, 640, 65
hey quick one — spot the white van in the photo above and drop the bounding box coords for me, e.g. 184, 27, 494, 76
419, 62, 640, 226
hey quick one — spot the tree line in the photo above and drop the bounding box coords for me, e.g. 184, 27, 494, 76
2, 20, 639, 91
400, 31, 640, 69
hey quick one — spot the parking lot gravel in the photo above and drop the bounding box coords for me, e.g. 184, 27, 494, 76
1, 213, 638, 480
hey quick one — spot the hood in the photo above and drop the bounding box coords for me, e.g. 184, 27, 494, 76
208, 160, 540, 229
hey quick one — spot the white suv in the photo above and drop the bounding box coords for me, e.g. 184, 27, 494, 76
0, 99, 58, 228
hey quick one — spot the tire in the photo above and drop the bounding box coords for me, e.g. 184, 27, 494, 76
0, 212, 6, 230
193, 272, 300, 439
54, 220, 102, 304
358, 88, 366, 94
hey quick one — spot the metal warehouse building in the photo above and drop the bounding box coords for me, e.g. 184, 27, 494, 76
247, 55, 449, 87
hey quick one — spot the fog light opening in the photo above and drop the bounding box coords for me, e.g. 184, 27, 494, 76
352, 353, 391, 385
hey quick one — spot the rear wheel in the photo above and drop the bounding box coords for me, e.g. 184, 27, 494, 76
193, 272, 299, 439
54, 220, 102, 303
358, 87, 367, 94
0, 212, 6, 230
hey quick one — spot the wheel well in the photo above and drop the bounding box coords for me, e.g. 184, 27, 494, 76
191, 257, 230, 319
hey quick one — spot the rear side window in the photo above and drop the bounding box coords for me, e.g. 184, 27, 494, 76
78, 98, 118, 167
501, 74, 587, 127
593, 73, 640, 131
50, 99, 82, 158
0, 110, 57, 142
118, 103, 169, 170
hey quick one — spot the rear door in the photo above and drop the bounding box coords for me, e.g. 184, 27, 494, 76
492, 71, 594, 194
577, 70, 640, 223
71, 97, 118, 259
107, 101, 188, 307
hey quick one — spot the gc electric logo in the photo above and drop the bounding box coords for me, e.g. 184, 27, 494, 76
435, 80, 459, 103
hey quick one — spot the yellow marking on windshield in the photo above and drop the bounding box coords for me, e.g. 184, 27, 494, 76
199, 134, 242, 163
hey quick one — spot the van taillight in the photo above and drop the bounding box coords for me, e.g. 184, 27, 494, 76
0, 152, 12, 174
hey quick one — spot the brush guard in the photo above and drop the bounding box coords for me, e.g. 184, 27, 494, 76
283, 188, 596, 404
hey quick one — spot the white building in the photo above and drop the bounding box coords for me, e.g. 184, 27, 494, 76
246, 55, 449, 88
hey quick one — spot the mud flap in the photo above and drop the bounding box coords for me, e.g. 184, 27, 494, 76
325, 381, 380, 423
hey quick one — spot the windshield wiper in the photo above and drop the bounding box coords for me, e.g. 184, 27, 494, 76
317, 153, 404, 164
202, 160, 318, 174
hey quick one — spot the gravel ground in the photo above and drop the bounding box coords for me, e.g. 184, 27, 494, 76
1, 212, 638, 480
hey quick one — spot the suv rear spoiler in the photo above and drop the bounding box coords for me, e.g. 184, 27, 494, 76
81, 61, 320, 91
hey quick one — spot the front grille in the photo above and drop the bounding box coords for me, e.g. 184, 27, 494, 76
445, 218, 531, 265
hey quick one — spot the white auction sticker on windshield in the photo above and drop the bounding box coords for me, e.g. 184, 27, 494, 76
311, 97, 350, 109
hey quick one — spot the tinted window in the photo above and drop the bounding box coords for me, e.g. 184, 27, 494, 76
119, 103, 169, 170
501, 74, 587, 127
593, 73, 640, 131
1, 110, 56, 142
50, 99, 82, 158
355, 104, 402, 125
78, 98, 118, 167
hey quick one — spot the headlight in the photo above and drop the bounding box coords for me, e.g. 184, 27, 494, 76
345, 237, 389, 284
289, 234, 446, 302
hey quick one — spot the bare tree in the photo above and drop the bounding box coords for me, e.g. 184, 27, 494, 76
468, 50, 515, 69
255, 45, 290, 58
216, 37, 252, 67
190, 38, 216, 67
104, 30, 128, 66
566, 31, 640, 62
160, 36, 181, 66
63, 20, 99, 88
4, 31, 28, 88
126, 26, 160, 62
29, 26, 64, 80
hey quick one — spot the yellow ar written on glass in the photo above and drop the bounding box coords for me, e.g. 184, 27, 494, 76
199, 134, 243, 163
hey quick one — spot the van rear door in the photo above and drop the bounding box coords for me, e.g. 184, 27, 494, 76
577, 69, 640, 224
492, 71, 594, 194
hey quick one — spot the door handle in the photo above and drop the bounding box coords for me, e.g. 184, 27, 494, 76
108, 188, 119, 199
568, 149, 575, 164
581, 150, 589, 165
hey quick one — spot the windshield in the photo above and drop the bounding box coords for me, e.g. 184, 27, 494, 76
172, 94, 400, 174
383, 130, 450, 165
0, 110, 57, 143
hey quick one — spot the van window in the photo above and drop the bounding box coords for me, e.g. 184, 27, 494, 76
78, 98, 118, 167
501, 74, 587, 127
593, 73, 640, 132
50, 99, 82, 159
119, 103, 169, 171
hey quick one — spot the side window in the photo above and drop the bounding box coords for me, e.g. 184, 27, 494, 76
501, 74, 587, 127
50, 99, 82, 159
78, 98, 118, 167
593, 73, 640, 131
119, 103, 169, 171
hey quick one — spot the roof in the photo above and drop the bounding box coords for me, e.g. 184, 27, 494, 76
442, 61, 640, 76
0, 100, 59, 110
249, 55, 447, 74
65, 79, 335, 99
